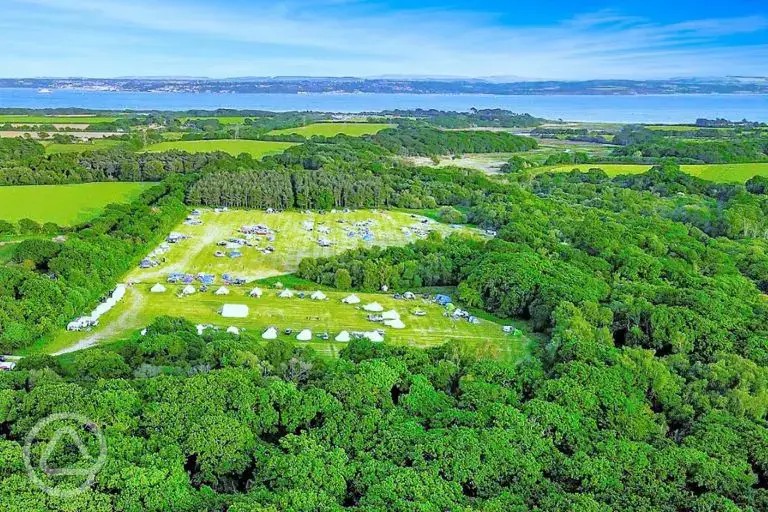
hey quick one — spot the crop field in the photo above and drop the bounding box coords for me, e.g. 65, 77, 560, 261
45, 140, 124, 154
0, 182, 153, 225
0, 115, 118, 124
269, 122, 395, 137
129, 209, 480, 282
546, 163, 768, 183
143, 139, 298, 158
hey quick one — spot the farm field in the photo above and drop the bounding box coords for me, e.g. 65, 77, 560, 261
269, 122, 395, 137
143, 139, 298, 158
0, 182, 153, 225
546, 162, 768, 182
180, 116, 250, 125
0, 115, 118, 124
44, 139, 125, 154
44, 286, 525, 361
129, 208, 481, 282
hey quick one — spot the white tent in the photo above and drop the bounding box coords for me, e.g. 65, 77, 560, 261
384, 319, 406, 329
363, 302, 384, 312
93, 303, 111, 319
279, 289, 294, 298
342, 294, 361, 304
296, 329, 312, 341
249, 287, 263, 298
226, 326, 240, 335
182, 285, 196, 295
112, 284, 126, 302
381, 310, 400, 321
310, 291, 327, 300
335, 331, 351, 342
196, 324, 207, 335
215, 286, 230, 296
262, 326, 278, 340
151, 283, 166, 293
364, 331, 384, 342
221, 304, 249, 318
403, 291, 416, 300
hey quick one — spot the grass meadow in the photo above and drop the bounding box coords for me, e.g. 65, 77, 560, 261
0, 115, 118, 124
545, 163, 768, 183
269, 122, 395, 137
143, 139, 298, 158
44, 140, 125, 154
0, 182, 153, 225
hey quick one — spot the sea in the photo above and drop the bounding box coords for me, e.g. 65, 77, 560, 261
1, 87, 767, 124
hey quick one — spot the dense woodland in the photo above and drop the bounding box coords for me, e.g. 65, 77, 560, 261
0, 112, 766, 510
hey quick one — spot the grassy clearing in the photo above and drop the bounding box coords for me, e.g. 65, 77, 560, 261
143, 140, 298, 158
180, 116, 249, 125
269, 122, 395, 137
129, 209, 480, 282
42, 209, 523, 359
44, 140, 125, 154
0, 115, 118, 124
545, 163, 768, 183
45, 286, 526, 361
0, 182, 153, 225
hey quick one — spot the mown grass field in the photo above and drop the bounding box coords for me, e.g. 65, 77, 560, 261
45, 286, 525, 360
143, 139, 298, 158
0, 182, 153, 225
129, 209, 479, 282
546, 163, 768, 183
40, 209, 523, 359
44, 140, 125, 154
181, 116, 249, 125
269, 122, 395, 137
0, 115, 118, 124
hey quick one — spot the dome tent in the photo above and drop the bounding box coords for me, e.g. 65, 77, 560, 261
262, 326, 278, 339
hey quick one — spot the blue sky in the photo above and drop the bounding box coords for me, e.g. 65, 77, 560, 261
2, 0, 767, 79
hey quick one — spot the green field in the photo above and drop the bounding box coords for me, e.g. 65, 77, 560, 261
45, 140, 124, 154
181, 116, 249, 125
269, 122, 395, 137
44, 286, 525, 360
143, 139, 298, 158
40, 208, 519, 358
0, 182, 153, 225
0, 115, 118, 124
546, 163, 768, 183
129, 209, 481, 282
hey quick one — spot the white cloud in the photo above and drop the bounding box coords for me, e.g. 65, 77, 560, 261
4, 0, 768, 78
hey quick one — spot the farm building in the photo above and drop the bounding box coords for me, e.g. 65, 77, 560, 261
363, 302, 384, 312
296, 329, 312, 341
342, 294, 361, 304
262, 326, 278, 339
150, 284, 166, 293
220, 304, 249, 318
335, 331, 351, 342
310, 291, 327, 300
249, 287, 263, 297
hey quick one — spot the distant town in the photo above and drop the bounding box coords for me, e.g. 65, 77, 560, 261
1, 76, 767, 95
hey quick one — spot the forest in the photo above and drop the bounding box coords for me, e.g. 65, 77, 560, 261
0, 111, 766, 511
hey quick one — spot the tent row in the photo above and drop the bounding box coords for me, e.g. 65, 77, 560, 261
67, 284, 127, 331
260, 327, 384, 343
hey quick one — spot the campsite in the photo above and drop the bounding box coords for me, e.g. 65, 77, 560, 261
47, 284, 524, 360
128, 208, 481, 281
